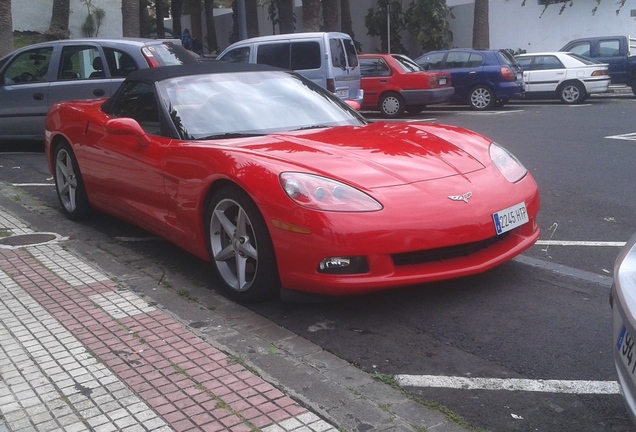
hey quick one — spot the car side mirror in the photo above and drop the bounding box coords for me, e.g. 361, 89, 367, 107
104, 118, 152, 146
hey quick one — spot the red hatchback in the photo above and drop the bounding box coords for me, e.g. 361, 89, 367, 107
359, 53, 454, 118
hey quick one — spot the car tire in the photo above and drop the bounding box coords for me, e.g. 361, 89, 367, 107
206, 185, 279, 302
631, 81, 636, 97
379, 92, 406, 118
469, 85, 495, 110
407, 104, 426, 114
559, 81, 585, 104
53, 142, 91, 221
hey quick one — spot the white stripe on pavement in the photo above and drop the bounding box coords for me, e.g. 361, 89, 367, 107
535, 240, 626, 247
394, 374, 620, 395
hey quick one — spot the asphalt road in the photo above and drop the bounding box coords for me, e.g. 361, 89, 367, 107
1, 95, 635, 431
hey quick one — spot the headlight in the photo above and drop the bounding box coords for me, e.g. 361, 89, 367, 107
280, 172, 382, 212
489, 142, 528, 183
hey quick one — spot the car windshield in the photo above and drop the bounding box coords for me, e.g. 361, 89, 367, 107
392, 55, 423, 72
158, 70, 366, 140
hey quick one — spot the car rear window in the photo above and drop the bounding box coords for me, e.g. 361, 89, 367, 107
393, 54, 422, 72
497, 50, 519, 67
147, 42, 199, 66
330, 38, 359, 69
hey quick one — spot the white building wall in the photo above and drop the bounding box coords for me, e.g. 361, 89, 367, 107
12, 0, 122, 39
447, 0, 636, 53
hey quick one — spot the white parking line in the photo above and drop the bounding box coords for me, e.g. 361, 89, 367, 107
394, 375, 620, 395
606, 132, 636, 141
536, 240, 626, 247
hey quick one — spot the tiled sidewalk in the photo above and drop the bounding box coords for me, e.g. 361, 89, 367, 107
0, 208, 336, 432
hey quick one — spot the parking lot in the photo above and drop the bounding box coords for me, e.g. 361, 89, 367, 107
0, 93, 634, 431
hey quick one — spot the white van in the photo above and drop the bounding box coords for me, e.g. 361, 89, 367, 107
216, 32, 363, 104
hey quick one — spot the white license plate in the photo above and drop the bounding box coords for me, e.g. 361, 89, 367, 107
492, 202, 529, 235
617, 326, 636, 375
336, 89, 349, 98
439, 78, 447, 85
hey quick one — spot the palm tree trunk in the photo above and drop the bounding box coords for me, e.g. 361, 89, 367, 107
278, 0, 295, 34
46, 0, 70, 40
302, 0, 321, 32
322, 0, 339, 31
0, 0, 13, 57
122, 0, 140, 37
204, 0, 219, 53
472, 0, 489, 49
340, 0, 355, 39
246, 0, 259, 38
172, 0, 183, 36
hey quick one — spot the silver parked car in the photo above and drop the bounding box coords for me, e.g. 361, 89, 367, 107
611, 232, 636, 426
0, 38, 198, 141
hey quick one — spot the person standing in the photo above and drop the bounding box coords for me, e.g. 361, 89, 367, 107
181, 29, 193, 50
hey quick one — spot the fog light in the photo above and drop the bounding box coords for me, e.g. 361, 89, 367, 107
318, 256, 369, 274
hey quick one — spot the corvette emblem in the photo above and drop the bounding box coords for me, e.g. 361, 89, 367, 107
448, 192, 473, 203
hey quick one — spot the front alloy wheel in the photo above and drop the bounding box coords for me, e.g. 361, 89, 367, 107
207, 186, 278, 301
54, 143, 91, 220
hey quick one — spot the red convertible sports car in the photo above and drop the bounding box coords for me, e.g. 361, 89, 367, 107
45, 62, 540, 302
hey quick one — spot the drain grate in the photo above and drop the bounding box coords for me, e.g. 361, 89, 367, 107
0, 233, 58, 246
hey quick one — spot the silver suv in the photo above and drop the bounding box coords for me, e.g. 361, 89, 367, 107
0, 38, 198, 141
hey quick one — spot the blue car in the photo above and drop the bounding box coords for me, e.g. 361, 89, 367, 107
414, 49, 525, 110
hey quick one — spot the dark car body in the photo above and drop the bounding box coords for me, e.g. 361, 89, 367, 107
414, 49, 525, 110
359, 53, 454, 118
0, 38, 198, 141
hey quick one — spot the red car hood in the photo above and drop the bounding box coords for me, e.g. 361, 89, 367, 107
237, 122, 487, 188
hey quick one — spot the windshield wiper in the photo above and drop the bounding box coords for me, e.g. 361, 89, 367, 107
198, 132, 264, 140
291, 125, 331, 131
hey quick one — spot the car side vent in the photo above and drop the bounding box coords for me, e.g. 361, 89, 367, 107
391, 233, 509, 266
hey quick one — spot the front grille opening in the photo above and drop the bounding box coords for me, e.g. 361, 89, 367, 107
392, 232, 509, 266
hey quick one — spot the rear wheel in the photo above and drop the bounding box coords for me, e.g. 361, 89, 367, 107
206, 185, 279, 302
54, 142, 91, 221
379, 92, 405, 118
469, 85, 495, 110
559, 81, 585, 104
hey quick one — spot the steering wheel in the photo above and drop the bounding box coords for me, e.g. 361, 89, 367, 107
20, 72, 37, 82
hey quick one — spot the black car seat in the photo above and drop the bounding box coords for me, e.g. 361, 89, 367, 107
60, 57, 80, 79
89, 56, 104, 78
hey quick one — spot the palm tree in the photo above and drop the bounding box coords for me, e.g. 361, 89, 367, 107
473, 0, 489, 49
323, 0, 338, 31
303, 0, 321, 31
278, 0, 295, 34
172, 0, 183, 36
0, 0, 12, 57
341, 0, 355, 41
45, 0, 70, 40
122, 0, 141, 37
204, 0, 219, 53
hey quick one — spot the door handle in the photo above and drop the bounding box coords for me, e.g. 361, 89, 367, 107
93, 88, 106, 97
33, 93, 44, 101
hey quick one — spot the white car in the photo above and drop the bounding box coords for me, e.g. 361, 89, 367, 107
515, 52, 610, 104
611, 232, 636, 426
